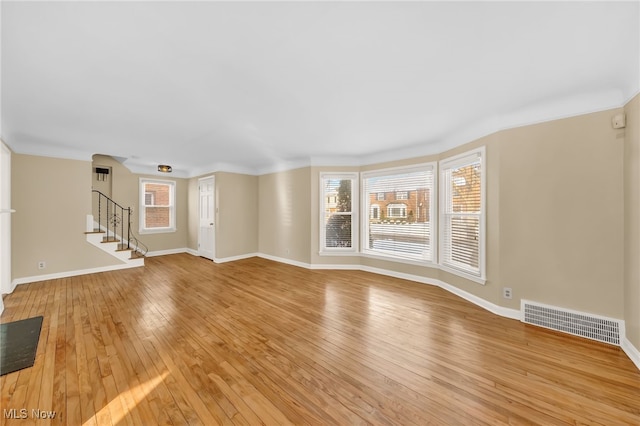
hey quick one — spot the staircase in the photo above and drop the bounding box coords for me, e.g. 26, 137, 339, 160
85, 190, 147, 267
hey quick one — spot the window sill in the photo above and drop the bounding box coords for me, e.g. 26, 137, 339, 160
439, 264, 486, 285
318, 251, 486, 285
139, 228, 176, 235
319, 250, 359, 257
361, 251, 436, 268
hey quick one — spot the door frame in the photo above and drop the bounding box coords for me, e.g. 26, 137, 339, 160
0, 142, 13, 309
197, 175, 216, 260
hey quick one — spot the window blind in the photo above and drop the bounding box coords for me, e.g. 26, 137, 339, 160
321, 175, 357, 250
363, 166, 434, 261
441, 152, 483, 277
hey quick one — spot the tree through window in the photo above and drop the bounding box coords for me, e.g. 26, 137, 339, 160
320, 173, 358, 252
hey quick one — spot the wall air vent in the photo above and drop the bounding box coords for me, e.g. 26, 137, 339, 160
521, 300, 621, 346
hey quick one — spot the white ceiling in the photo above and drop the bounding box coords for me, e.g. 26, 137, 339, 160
2, 1, 639, 177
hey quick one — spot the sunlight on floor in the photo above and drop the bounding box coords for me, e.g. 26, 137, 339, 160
83, 370, 169, 426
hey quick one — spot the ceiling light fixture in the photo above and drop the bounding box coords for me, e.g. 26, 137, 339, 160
158, 164, 172, 173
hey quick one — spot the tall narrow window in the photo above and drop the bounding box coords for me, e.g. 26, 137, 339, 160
440, 148, 485, 281
140, 179, 176, 234
362, 164, 435, 262
320, 173, 358, 253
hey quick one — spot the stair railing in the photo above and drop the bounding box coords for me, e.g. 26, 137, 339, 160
92, 190, 147, 256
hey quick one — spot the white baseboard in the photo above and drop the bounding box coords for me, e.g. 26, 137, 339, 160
310, 262, 361, 270
146, 248, 190, 257
214, 252, 259, 264
257, 253, 313, 269
11, 262, 143, 287
358, 264, 522, 321
256, 256, 522, 321
184, 249, 258, 264
621, 337, 640, 371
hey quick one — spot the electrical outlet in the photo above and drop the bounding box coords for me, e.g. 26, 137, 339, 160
38, 261, 46, 270
503, 287, 512, 299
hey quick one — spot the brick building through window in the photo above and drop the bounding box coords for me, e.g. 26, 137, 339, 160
368, 188, 430, 223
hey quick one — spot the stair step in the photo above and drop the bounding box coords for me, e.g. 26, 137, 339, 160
101, 237, 120, 243
115, 244, 132, 252
84, 230, 105, 234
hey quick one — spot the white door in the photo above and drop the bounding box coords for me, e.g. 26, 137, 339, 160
0, 143, 12, 307
198, 176, 215, 260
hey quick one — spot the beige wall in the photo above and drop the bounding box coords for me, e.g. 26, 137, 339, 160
187, 172, 259, 259
12, 155, 120, 278
187, 177, 200, 251
624, 93, 640, 350
497, 109, 625, 317
92, 155, 188, 253
259, 167, 311, 264
215, 172, 259, 259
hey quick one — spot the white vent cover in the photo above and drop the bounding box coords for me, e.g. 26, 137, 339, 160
521, 300, 621, 345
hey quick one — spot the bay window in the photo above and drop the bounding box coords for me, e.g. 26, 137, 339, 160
318, 147, 486, 284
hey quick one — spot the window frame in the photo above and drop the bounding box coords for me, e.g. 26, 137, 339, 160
386, 203, 407, 218
319, 172, 359, 255
438, 147, 486, 284
361, 163, 436, 264
139, 178, 176, 234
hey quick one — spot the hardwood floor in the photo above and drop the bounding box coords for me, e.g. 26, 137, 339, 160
1, 254, 639, 425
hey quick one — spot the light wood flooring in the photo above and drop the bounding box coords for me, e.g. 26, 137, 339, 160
1, 254, 639, 425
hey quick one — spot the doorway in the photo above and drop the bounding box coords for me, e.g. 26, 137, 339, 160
198, 176, 215, 260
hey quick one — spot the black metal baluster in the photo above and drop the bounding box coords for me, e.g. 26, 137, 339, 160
121, 206, 125, 249
92, 190, 144, 256
106, 197, 110, 241
97, 192, 101, 232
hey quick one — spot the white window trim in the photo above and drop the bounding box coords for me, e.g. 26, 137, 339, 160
361, 163, 437, 264
319, 172, 359, 254
438, 147, 486, 284
139, 178, 176, 234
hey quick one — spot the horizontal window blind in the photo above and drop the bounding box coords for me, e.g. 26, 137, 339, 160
363, 166, 434, 261
441, 153, 483, 277
321, 175, 357, 251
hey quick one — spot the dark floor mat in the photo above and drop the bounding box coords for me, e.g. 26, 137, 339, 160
0, 316, 43, 376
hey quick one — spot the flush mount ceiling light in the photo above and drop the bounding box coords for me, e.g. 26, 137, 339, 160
157, 164, 172, 173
